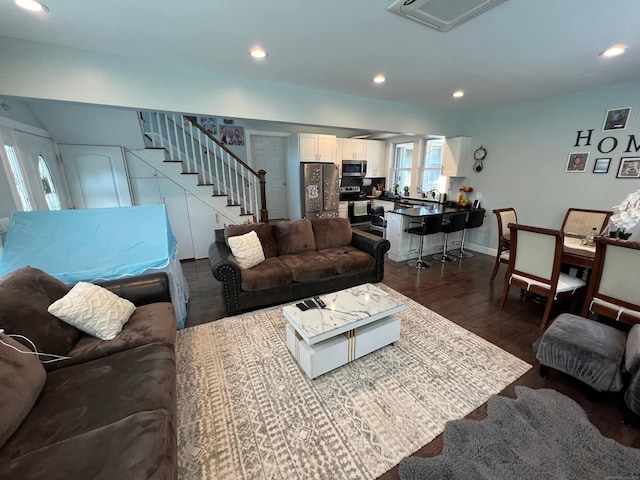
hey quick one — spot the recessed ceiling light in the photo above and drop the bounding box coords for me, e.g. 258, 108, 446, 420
249, 48, 268, 59
373, 74, 386, 84
13, 0, 48, 13
600, 45, 627, 58
452, 90, 465, 98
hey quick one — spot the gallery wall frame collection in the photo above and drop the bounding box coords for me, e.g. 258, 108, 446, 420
567, 106, 638, 179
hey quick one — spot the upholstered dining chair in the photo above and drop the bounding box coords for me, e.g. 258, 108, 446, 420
500, 223, 586, 328
490, 207, 517, 283
561, 208, 613, 238
582, 236, 640, 324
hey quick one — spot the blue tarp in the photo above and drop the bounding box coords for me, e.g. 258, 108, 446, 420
0, 205, 189, 328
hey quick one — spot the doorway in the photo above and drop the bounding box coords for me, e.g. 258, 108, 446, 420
248, 133, 289, 221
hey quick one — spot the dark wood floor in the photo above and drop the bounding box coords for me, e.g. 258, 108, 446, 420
180, 250, 640, 479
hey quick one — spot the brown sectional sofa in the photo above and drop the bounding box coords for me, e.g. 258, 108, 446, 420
209, 217, 390, 315
0, 266, 177, 480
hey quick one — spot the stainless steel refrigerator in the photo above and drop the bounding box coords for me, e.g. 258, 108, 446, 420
301, 163, 340, 219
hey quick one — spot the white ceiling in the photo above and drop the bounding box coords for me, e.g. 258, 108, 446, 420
1, 0, 639, 111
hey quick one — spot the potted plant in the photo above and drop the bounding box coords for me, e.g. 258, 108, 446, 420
403, 185, 410, 196
393, 183, 399, 195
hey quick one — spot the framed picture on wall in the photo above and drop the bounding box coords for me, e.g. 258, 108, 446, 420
197, 116, 217, 135
603, 107, 631, 131
617, 157, 640, 178
566, 152, 589, 172
593, 158, 611, 174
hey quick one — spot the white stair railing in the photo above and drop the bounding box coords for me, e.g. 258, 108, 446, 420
140, 111, 264, 222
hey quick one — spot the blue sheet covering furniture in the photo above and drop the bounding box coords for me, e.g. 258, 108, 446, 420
0, 205, 189, 329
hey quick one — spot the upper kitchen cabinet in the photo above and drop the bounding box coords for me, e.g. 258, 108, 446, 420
299, 133, 336, 162
441, 136, 472, 177
366, 140, 388, 177
339, 138, 367, 161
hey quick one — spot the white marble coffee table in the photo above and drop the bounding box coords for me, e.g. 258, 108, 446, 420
283, 283, 405, 379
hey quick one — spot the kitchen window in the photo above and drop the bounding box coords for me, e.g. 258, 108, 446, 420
420, 138, 445, 193
391, 142, 413, 194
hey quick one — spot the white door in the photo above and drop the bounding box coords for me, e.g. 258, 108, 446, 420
59, 144, 132, 209
250, 134, 288, 220
14, 131, 71, 211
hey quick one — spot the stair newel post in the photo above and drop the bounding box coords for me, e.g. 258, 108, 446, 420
242, 169, 248, 215
259, 169, 268, 223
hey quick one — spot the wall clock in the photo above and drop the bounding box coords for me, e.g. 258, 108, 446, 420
473, 146, 487, 172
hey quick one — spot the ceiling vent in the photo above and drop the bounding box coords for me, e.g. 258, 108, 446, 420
387, 0, 505, 32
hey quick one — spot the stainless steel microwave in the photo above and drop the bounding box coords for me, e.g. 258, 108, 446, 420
341, 160, 367, 177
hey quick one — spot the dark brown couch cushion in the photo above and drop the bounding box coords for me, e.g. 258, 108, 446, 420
240, 257, 292, 291
45, 302, 176, 371
0, 266, 79, 356
0, 410, 175, 480
311, 218, 352, 250
0, 334, 46, 449
225, 223, 279, 258
272, 218, 317, 255
279, 251, 337, 282
319, 246, 375, 274
0, 342, 175, 460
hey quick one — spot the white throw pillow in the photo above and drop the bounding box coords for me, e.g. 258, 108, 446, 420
47, 282, 136, 340
227, 230, 265, 270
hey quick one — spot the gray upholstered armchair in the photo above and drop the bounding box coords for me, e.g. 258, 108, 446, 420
533, 237, 640, 419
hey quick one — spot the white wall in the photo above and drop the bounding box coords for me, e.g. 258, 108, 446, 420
0, 37, 459, 137
29, 102, 145, 149
461, 79, 640, 253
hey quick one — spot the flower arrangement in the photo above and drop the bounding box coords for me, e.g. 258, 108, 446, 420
610, 189, 640, 239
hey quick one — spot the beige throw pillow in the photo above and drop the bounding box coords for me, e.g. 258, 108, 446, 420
227, 230, 265, 270
47, 282, 136, 340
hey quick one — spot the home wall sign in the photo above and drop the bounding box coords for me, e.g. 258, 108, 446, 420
573, 129, 640, 154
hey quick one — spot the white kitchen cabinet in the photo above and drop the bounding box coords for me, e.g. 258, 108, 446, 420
339, 138, 367, 161
442, 136, 472, 177
299, 133, 336, 162
366, 140, 387, 177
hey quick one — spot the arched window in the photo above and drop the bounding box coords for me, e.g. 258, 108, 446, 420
38, 155, 61, 210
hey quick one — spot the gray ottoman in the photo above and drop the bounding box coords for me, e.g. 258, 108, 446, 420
533, 313, 626, 392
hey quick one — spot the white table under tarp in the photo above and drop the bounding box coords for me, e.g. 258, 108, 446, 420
0, 205, 189, 329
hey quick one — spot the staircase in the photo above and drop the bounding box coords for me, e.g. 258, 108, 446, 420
131, 111, 268, 225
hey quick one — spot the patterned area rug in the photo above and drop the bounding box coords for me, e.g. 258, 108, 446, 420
176, 284, 531, 480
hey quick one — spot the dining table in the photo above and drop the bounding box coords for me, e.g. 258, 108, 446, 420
562, 236, 596, 270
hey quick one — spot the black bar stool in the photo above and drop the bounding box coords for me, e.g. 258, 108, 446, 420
407, 214, 443, 269
455, 208, 486, 258
433, 212, 467, 263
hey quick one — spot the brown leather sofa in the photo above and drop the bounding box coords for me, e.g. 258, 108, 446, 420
0, 267, 177, 480
209, 217, 390, 315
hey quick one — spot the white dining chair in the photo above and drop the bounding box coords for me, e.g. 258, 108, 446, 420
500, 223, 586, 328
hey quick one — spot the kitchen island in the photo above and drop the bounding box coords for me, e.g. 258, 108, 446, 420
386, 205, 480, 262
